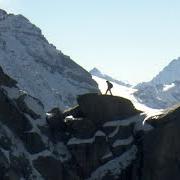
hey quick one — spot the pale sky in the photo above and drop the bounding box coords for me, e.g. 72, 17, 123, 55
1, 0, 180, 84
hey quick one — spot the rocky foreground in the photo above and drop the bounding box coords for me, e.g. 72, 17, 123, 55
0, 67, 180, 180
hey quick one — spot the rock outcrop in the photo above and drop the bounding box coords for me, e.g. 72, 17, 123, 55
1, 65, 180, 179
140, 106, 180, 180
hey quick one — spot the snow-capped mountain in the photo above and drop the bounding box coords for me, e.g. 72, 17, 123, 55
0, 9, 99, 111
90, 68, 131, 87
135, 57, 180, 109
151, 57, 180, 85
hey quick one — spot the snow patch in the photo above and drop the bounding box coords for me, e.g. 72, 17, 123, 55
93, 76, 162, 116
163, 83, 175, 92
103, 116, 138, 127
108, 126, 120, 138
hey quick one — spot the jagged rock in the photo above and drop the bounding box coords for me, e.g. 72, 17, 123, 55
66, 118, 96, 138
46, 108, 64, 129
33, 156, 63, 180
63, 105, 84, 118
3, 169, 21, 180
0, 150, 9, 179
46, 108, 67, 142
0, 66, 17, 87
67, 131, 111, 177
0, 89, 32, 136
21, 132, 46, 154
3, 51, 180, 179
141, 106, 180, 180
16, 94, 45, 119
0, 134, 12, 150
9, 154, 32, 179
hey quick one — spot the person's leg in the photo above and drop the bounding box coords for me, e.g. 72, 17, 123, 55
110, 89, 112, 95
105, 89, 108, 94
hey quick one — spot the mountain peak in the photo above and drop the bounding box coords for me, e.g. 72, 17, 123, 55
151, 57, 180, 85
90, 67, 104, 77
0, 9, 99, 111
90, 67, 131, 87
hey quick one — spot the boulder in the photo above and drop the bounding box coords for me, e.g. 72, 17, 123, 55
46, 108, 67, 142
77, 94, 141, 126
16, 94, 45, 119
66, 118, 96, 138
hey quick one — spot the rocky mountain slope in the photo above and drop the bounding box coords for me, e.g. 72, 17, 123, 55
1, 65, 180, 180
0, 9, 99, 111
135, 57, 180, 109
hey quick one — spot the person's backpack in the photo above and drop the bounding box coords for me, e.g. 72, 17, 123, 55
109, 82, 113, 88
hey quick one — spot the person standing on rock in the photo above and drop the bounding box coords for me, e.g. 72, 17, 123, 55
105, 80, 113, 95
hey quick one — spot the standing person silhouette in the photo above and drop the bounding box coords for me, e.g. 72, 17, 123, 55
105, 80, 113, 95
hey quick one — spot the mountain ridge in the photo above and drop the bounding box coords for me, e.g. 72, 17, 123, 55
0, 9, 99, 111
135, 57, 180, 109
90, 67, 131, 87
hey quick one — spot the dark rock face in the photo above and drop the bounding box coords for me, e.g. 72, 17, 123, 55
0, 88, 33, 136
0, 66, 17, 87
141, 106, 180, 180
21, 132, 46, 154
65, 93, 141, 126
62, 94, 142, 179
33, 156, 63, 180
67, 132, 111, 177
16, 94, 44, 119
2, 65, 180, 179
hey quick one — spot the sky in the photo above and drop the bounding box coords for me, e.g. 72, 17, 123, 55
1, 0, 180, 84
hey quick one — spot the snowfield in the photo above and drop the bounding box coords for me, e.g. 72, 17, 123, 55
92, 76, 162, 117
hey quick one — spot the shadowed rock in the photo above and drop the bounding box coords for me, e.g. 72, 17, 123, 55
0, 66, 17, 87
141, 105, 180, 180
64, 93, 141, 126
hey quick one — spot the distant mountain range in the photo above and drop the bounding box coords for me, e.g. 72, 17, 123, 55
91, 58, 180, 110
135, 57, 180, 109
90, 68, 131, 87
